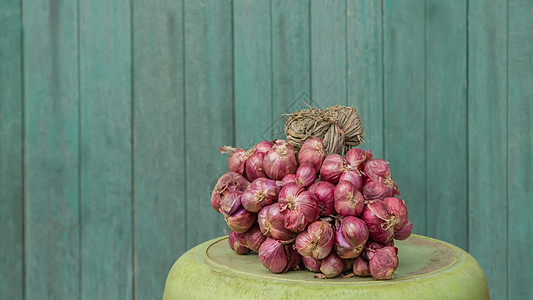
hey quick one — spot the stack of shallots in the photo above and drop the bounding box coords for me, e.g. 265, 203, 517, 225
212, 138, 412, 280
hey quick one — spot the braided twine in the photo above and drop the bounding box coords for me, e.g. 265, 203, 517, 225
283, 105, 364, 156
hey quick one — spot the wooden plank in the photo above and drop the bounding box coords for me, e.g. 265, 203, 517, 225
311, 0, 347, 107
346, 0, 384, 157
132, 1, 186, 299
383, 0, 426, 235
507, 0, 533, 298
234, 0, 271, 148
184, 0, 234, 249
0, 1, 23, 299
468, 0, 507, 299
425, 0, 468, 249
79, 0, 133, 298
23, 0, 80, 298
271, 0, 311, 138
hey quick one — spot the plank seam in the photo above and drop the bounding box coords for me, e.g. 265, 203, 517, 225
77, 0, 82, 297
130, 0, 137, 298
381, 0, 385, 159
344, 0, 347, 107
21, 0, 27, 298
309, 0, 312, 98
231, 0, 236, 147
465, 0, 469, 253
270, 0, 273, 137
424, 0, 428, 236
183, 0, 188, 251
505, 0, 509, 297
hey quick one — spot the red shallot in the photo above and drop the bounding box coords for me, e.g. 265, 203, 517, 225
368, 246, 399, 280
345, 148, 373, 170
244, 225, 267, 252
257, 203, 297, 241
225, 207, 256, 233
334, 181, 365, 217
241, 178, 281, 213
352, 257, 371, 276
334, 216, 369, 259
394, 220, 412, 240
308, 181, 336, 216
263, 140, 297, 180
298, 138, 326, 171
295, 221, 334, 260
316, 252, 344, 279
229, 231, 250, 255
302, 256, 322, 272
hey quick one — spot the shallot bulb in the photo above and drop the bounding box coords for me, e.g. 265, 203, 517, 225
317, 252, 344, 279
253, 140, 273, 155
308, 181, 336, 216
383, 197, 408, 230
219, 147, 252, 175
295, 163, 317, 187
245, 152, 267, 181
225, 207, 256, 233
219, 191, 242, 217
211, 191, 221, 212
212, 172, 251, 195
363, 159, 400, 196
244, 225, 267, 252
302, 256, 322, 272
334, 216, 369, 259
298, 138, 326, 171
334, 181, 365, 217
394, 220, 413, 240
295, 221, 334, 260
263, 140, 297, 180
241, 178, 281, 213
279, 183, 319, 232
363, 239, 394, 260
339, 170, 363, 191
281, 174, 297, 184
345, 148, 373, 170
362, 179, 394, 201
368, 246, 399, 280
361, 200, 395, 243
352, 257, 371, 277
320, 154, 360, 185
257, 203, 297, 241
229, 231, 250, 255
258, 239, 301, 274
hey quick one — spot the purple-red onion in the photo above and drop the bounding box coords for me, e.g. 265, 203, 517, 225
352, 257, 371, 277
258, 239, 301, 274
383, 197, 408, 230
362, 179, 394, 201
394, 220, 412, 240
361, 200, 395, 243
295, 221, 334, 260
281, 174, 297, 185
220, 191, 242, 217
319, 154, 346, 184
334, 181, 365, 217
253, 140, 273, 155
363, 239, 395, 260
363, 159, 391, 181
302, 256, 322, 272
334, 216, 369, 259
241, 178, 281, 213
219, 147, 253, 175
225, 207, 256, 233
345, 148, 373, 170
295, 163, 317, 187
318, 252, 344, 279
339, 170, 363, 191
229, 231, 250, 255
244, 225, 267, 252
308, 181, 336, 216
245, 152, 267, 181
212, 172, 251, 195
257, 203, 297, 241
263, 140, 297, 180
211, 191, 221, 212
298, 138, 326, 171
279, 184, 319, 232
368, 246, 399, 280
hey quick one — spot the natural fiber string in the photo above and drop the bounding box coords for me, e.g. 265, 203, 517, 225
283, 105, 364, 156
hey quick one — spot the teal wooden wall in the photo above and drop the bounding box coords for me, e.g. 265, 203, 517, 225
0, 0, 531, 299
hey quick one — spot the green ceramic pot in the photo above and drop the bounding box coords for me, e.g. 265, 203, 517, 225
163, 234, 489, 299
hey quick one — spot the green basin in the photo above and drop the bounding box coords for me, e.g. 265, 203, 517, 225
163, 234, 489, 299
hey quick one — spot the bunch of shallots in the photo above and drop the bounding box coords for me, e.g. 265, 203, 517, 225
213, 138, 412, 280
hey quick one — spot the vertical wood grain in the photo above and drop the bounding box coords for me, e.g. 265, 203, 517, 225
271, 0, 311, 137
133, 0, 186, 299
346, 0, 384, 157
468, 0, 508, 298
23, 0, 80, 298
383, 0, 426, 235
425, 0, 468, 250
185, 0, 234, 248
0, 1, 23, 298
311, 0, 346, 107
79, 0, 133, 298
234, 0, 272, 148
507, 0, 532, 298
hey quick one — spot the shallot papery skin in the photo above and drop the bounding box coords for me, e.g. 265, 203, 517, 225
345, 148, 373, 170
211, 191, 221, 212
363, 240, 395, 260
334, 216, 369, 259
258, 238, 288, 273
339, 170, 363, 191
302, 256, 322, 272
245, 152, 267, 181
229, 231, 250, 255
383, 197, 408, 230
362, 159, 391, 182
298, 138, 326, 171
282, 174, 297, 184
319, 154, 346, 184
361, 201, 395, 243
225, 207, 256, 233
258, 203, 297, 241
295, 163, 317, 187
244, 225, 267, 252
308, 181, 336, 216
319, 252, 344, 278
241, 178, 281, 213
394, 220, 413, 240
368, 247, 399, 280
295, 221, 334, 259
253, 140, 273, 155
334, 181, 365, 217
263, 140, 297, 180
362, 179, 394, 201
213, 172, 251, 195
280, 190, 320, 233
220, 191, 242, 217
283, 243, 302, 273
353, 257, 371, 277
